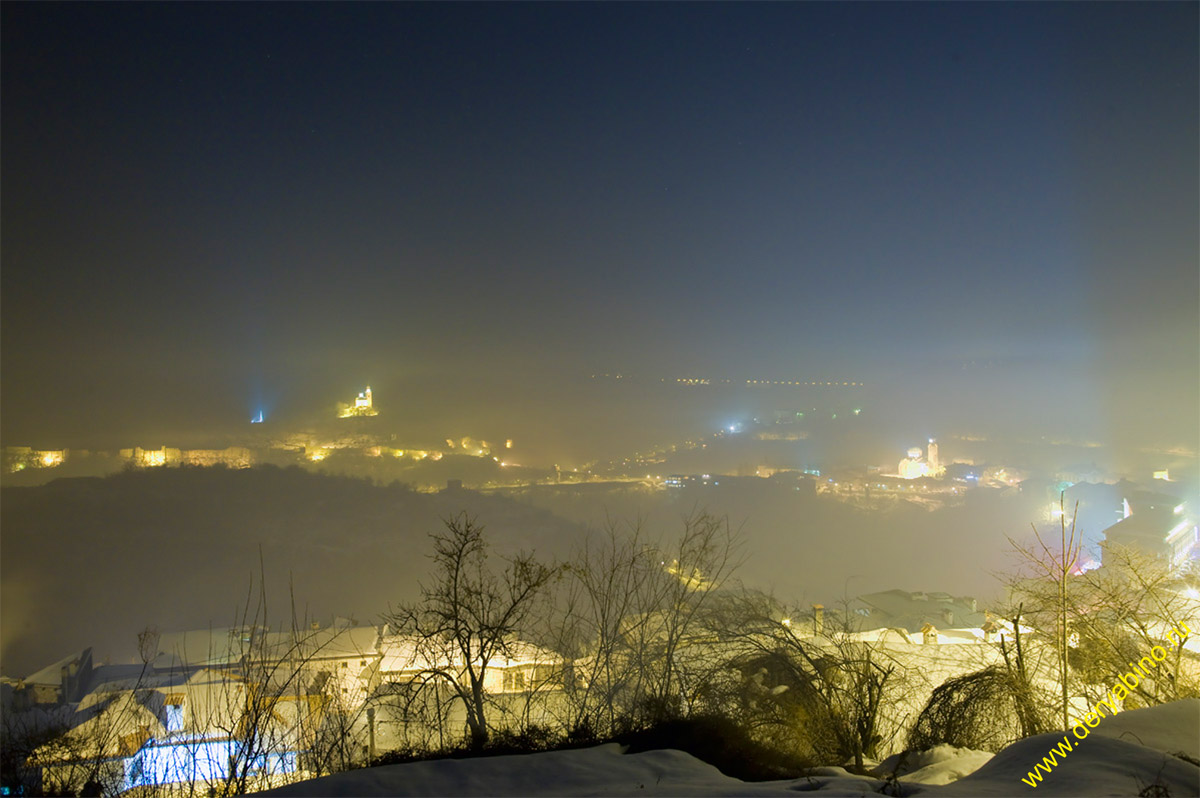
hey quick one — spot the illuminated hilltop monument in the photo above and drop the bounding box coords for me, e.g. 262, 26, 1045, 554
898, 438, 945, 479
337, 386, 379, 419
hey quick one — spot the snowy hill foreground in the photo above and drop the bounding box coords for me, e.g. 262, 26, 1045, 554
259, 701, 1199, 797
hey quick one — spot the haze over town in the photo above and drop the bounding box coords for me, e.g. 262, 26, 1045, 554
2, 3, 1196, 796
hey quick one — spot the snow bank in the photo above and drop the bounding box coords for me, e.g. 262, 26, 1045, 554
879, 745, 996, 786
255, 744, 798, 797
256, 700, 1200, 797
1091, 697, 1200, 760
900, 753, 994, 787
942, 731, 1198, 796
874, 744, 994, 783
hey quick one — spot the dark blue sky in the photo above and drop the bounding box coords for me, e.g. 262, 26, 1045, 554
2, 2, 1196, 453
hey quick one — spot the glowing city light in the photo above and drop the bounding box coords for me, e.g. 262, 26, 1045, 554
337, 386, 378, 418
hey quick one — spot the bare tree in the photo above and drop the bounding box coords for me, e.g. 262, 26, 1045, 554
704, 591, 903, 771
544, 511, 743, 737
1068, 545, 1198, 705
1004, 494, 1082, 731
21, 635, 163, 797
908, 664, 1043, 752
12, 564, 384, 798
1004, 498, 1198, 717
642, 511, 743, 722
547, 518, 658, 737
141, 569, 367, 796
201, 575, 324, 796
2, 701, 77, 796
384, 513, 556, 750
299, 673, 371, 777
997, 605, 1055, 740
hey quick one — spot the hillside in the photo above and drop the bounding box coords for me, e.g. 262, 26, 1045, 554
1, 466, 585, 677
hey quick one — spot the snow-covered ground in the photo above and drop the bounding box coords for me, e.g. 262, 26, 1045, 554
874, 745, 997, 787
258, 700, 1199, 797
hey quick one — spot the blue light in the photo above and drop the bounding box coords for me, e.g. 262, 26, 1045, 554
124, 738, 297, 790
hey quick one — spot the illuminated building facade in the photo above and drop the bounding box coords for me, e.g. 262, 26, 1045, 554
1102, 504, 1198, 570
3, 447, 68, 473
121, 447, 182, 467
897, 439, 945, 480
119, 447, 253, 469
898, 457, 929, 480
181, 448, 254, 468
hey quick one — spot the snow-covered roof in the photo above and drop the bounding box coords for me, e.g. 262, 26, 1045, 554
1103, 507, 1178, 545
151, 627, 256, 668
491, 639, 560, 667
24, 648, 91, 686
147, 624, 382, 670
293, 625, 381, 660
78, 663, 172, 697
76, 666, 243, 708
852, 588, 988, 633
376, 635, 557, 675
378, 636, 460, 675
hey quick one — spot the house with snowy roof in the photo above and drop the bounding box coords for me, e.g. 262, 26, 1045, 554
377, 633, 560, 695
22, 621, 388, 796
31, 665, 271, 795
370, 633, 569, 751
1102, 500, 1197, 569
846, 589, 989, 636
11, 647, 94, 708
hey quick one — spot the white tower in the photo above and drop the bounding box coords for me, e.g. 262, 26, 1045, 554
927, 438, 940, 474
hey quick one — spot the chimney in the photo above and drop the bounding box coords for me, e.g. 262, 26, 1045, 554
942, 609, 954, 626
812, 604, 824, 636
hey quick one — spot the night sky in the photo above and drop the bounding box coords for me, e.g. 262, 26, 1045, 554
2, 2, 1196, 458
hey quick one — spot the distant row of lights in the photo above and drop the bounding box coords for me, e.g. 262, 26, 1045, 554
592, 374, 864, 387
674, 378, 864, 387
745, 380, 863, 386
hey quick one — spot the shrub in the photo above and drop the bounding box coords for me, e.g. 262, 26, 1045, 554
615, 714, 812, 781
907, 667, 1027, 752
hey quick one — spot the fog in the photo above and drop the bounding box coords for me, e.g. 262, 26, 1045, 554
0, 468, 587, 677
0, 458, 1150, 679
1, 3, 1195, 686
5, 356, 1194, 475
